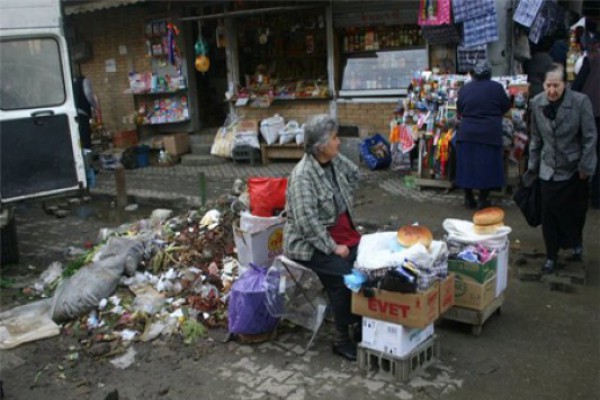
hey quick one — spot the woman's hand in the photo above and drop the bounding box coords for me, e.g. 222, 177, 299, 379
334, 244, 350, 258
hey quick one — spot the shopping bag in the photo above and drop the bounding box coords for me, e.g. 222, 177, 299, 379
360, 133, 391, 170
228, 264, 280, 335
512, 178, 541, 227
248, 177, 288, 217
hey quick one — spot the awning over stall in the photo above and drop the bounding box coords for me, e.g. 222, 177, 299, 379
63, 0, 146, 16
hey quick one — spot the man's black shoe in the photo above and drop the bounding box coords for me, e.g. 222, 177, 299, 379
332, 342, 357, 361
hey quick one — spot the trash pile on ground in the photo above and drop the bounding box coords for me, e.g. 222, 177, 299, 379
0, 189, 255, 361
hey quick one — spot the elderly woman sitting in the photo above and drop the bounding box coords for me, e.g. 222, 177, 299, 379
283, 114, 362, 361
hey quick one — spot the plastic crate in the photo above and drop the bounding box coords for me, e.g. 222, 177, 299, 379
358, 334, 440, 382
232, 145, 262, 165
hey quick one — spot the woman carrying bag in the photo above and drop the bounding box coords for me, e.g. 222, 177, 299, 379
527, 63, 598, 273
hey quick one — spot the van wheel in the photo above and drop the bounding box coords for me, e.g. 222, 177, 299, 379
1, 212, 19, 266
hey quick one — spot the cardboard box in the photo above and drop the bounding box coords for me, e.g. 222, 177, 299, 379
236, 119, 259, 134
439, 274, 455, 315
113, 130, 138, 148
453, 274, 496, 310
361, 317, 434, 357
162, 132, 190, 156
233, 221, 284, 269
352, 283, 440, 329
495, 240, 509, 297
448, 257, 497, 284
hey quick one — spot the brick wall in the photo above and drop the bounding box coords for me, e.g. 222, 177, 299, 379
238, 100, 395, 137
238, 100, 330, 124
337, 102, 396, 137
67, 5, 166, 134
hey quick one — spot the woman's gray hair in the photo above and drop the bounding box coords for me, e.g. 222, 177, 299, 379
303, 114, 338, 156
472, 60, 492, 80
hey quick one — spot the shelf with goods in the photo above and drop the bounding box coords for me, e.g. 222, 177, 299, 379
133, 17, 192, 135
235, 8, 329, 104
393, 72, 529, 190
338, 25, 428, 97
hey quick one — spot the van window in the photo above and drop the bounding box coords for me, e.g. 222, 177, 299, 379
0, 37, 66, 110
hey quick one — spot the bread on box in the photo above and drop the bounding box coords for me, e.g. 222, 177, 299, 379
472, 207, 505, 234
396, 225, 433, 250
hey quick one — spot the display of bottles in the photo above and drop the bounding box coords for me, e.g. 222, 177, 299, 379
343, 25, 424, 53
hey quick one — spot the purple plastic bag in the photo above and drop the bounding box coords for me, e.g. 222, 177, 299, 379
228, 264, 280, 335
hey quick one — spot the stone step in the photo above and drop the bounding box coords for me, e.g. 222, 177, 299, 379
189, 130, 218, 145
180, 154, 228, 166
191, 142, 213, 155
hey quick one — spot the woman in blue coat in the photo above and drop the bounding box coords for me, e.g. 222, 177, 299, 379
455, 61, 511, 209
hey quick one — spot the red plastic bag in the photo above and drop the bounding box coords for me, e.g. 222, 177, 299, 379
248, 177, 288, 217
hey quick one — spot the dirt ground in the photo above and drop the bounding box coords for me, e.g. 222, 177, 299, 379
1, 181, 599, 400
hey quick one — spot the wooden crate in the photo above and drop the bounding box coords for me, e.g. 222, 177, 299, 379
261, 143, 303, 164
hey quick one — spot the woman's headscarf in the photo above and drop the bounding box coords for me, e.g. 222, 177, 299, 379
472, 60, 492, 80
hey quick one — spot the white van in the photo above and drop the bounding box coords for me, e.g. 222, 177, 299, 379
0, 0, 87, 263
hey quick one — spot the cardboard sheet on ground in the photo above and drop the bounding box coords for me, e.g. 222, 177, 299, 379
443, 218, 511, 249
355, 231, 446, 270
0, 299, 60, 349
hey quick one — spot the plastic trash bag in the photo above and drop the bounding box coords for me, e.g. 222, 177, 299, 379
228, 264, 280, 335
51, 237, 145, 321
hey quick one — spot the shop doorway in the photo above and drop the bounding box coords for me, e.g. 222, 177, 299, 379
192, 20, 228, 128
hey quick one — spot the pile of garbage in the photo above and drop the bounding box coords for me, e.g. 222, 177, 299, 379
0, 191, 252, 360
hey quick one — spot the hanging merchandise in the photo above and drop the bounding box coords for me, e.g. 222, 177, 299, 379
452, 0, 495, 23
421, 24, 461, 45
513, 0, 544, 29
194, 26, 210, 74
418, 0, 451, 27
462, 12, 499, 48
166, 23, 181, 69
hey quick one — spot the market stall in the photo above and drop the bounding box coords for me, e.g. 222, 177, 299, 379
388, 71, 529, 191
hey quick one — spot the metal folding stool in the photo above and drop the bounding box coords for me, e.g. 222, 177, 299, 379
268, 255, 328, 355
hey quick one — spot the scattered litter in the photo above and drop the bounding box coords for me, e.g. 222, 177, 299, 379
124, 204, 139, 212
110, 347, 137, 369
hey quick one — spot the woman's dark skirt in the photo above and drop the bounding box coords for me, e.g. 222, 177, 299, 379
455, 141, 505, 189
540, 174, 589, 259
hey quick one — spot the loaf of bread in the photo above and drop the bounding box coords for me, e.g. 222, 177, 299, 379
397, 225, 433, 249
473, 207, 505, 235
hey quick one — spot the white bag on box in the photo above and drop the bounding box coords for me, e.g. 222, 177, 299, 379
278, 120, 300, 145
442, 218, 511, 249
355, 231, 437, 271
239, 211, 285, 234
260, 114, 284, 145
233, 132, 260, 149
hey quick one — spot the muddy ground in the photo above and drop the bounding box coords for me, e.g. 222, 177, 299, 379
0, 181, 599, 400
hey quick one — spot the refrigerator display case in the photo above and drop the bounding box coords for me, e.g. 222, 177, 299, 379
339, 48, 429, 97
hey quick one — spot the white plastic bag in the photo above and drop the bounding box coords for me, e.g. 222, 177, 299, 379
260, 114, 284, 145
278, 120, 300, 145
295, 125, 305, 145
239, 211, 285, 234
233, 132, 260, 149
355, 231, 438, 271
442, 218, 511, 249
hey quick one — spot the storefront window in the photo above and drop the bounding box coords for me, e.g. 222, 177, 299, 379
236, 8, 329, 100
